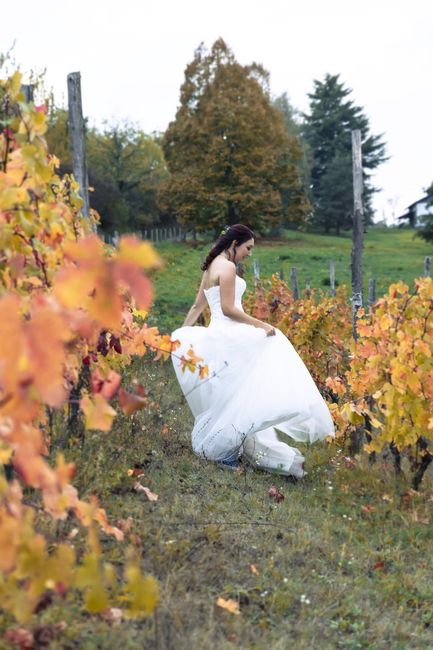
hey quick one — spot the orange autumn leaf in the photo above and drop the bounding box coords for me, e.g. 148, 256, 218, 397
0, 294, 69, 410
80, 394, 117, 431
216, 597, 240, 615
118, 388, 147, 416
91, 369, 121, 400
117, 236, 161, 270
199, 364, 209, 380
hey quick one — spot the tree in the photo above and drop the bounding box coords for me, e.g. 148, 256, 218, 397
303, 74, 387, 233
87, 123, 168, 233
273, 93, 311, 211
160, 39, 310, 234
46, 110, 168, 233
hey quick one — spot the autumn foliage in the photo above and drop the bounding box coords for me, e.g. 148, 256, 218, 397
0, 70, 185, 622
247, 275, 433, 488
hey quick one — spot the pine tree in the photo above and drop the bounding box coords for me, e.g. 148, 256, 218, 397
160, 40, 310, 234
303, 74, 387, 233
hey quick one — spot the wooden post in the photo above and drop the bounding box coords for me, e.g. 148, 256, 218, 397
253, 258, 260, 280
306, 274, 311, 299
291, 267, 300, 300
424, 256, 431, 277
67, 72, 91, 221
330, 259, 336, 297
20, 84, 34, 103
351, 129, 364, 339
368, 277, 376, 308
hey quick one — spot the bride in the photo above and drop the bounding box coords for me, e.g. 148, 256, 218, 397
171, 224, 335, 477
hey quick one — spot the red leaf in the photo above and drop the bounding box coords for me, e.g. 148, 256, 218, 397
373, 560, 385, 571
118, 388, 147, 415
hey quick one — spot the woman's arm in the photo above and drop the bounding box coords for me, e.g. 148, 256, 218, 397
182, 275, 208, 326
219, 264, 275, 334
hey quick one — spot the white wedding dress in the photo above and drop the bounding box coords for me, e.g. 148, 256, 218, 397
171, 275, 335, 477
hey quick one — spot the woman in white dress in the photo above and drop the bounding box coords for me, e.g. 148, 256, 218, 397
171, 224, 335, 477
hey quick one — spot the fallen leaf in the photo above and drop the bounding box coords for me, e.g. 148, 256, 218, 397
373, 560, 385, 571
134, 482, 158, 502
101, 607, 124, 625
248, 563, 259, 576
216, 597, 240, 615
361, 504, 375, 513
116, 517, 134, 534
268, 485, 285, 502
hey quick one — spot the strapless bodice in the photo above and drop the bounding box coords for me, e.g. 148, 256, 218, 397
204, 275, 246, 321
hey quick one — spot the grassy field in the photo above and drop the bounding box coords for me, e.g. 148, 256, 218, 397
9, 358, 431, 649
2, 227, 433, 649
150, 226, 433, 330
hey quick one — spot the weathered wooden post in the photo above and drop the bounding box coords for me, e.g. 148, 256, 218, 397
20, 84, 34, 103
349, 129, 365, 455
424, 256, 431, 277
305, 274, 311, 299
351, 129, 364, 339
253, 258, 260, 281
290, 267, 300, 300
67, 72, 91, 222
367, 277, 376, 308
330, 259, 336, 297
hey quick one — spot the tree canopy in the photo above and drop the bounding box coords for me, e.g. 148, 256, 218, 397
46, 110, 168, 233
160, 39, 310, 234
303, 74, 387, 233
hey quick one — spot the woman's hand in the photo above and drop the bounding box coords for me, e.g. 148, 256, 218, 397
262, 323, 276, 337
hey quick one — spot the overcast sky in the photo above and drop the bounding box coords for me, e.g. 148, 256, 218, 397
3, 0, 432, 223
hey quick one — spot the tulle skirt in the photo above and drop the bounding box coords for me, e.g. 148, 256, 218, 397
171, 316, 334, 477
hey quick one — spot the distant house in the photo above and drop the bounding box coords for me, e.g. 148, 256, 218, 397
398, 196, 433, 228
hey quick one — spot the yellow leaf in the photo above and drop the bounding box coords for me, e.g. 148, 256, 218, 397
0, 187, 29, 210
216, 596, 240, 615
85, 582, 110, 613
123, 562, 159, 617
132, 307, 148, 319
80, 393, 116, 431
0, 442, 13, 464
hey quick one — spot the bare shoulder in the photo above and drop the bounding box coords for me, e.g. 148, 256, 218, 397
218, 259, 236, 279
206, 257, 235, 288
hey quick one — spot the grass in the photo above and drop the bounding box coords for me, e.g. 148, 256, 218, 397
3, 358, 432, 649
2, 226, 433, 648
150, 226, 433, 331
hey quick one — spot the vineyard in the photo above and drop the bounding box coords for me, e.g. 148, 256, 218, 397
1, 70, 433, 649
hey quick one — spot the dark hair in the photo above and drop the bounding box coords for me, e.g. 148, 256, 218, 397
201, 224, 255, 271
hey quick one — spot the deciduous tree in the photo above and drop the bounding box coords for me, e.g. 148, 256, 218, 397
161, 39, 309, 234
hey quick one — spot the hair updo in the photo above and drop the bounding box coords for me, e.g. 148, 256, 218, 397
201, 224, 255, 271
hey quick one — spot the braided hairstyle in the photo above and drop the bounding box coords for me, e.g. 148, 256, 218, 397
201, 224, 255, 271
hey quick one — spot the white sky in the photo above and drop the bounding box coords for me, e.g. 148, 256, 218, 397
3, 0, 433, 224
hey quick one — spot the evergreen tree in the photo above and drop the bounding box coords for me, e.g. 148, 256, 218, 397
273, 92, 311, 209
303, 74, 387, 233
160, 40, 310, 234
